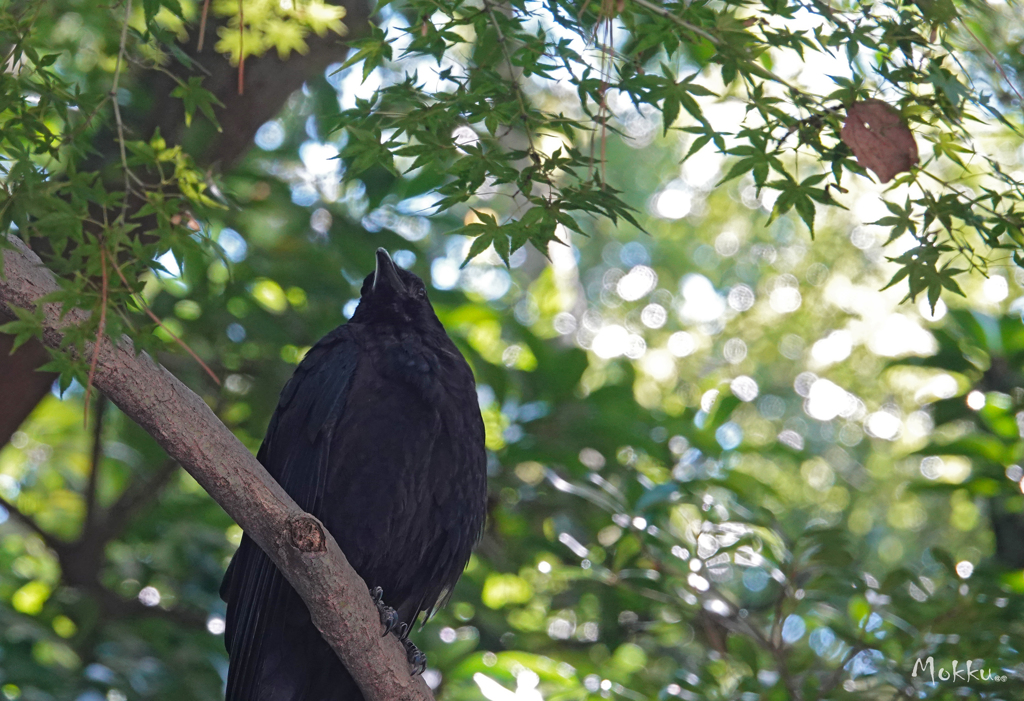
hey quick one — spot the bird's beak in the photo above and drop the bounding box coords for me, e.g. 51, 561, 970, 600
373, 248, 405, 295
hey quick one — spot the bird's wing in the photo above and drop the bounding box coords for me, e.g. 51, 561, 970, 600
221, 326, 359, 701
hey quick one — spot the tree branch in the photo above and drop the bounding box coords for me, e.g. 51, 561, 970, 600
0, 234, 433, 701
0, 493, 65, 554
83, 394, 106, 537
96, 457, 180, 543
818, 643, 862, 700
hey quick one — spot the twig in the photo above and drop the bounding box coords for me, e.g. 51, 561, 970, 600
83, 395, 107, 537
481, 0, 560, 212
772, 641, 804, 701
818, 644, 864, 699
110, 260, 221, 385
126, 49, 212, 78
197, 0, 212, 52
0, 493, 65, 554
111, 0, 143, 217
959, 20, 1024, 106
771, 579, 786, 645
629, 0, 803, 95
628, 0, 718, 45
482, 0, 533, 144
238, 0, 245, 95
583, 3, 615, 185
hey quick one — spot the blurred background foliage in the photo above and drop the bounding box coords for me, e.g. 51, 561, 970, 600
3, 0, 1024, 699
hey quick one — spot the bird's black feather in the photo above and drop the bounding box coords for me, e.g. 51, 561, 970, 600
221, 250, 487, 701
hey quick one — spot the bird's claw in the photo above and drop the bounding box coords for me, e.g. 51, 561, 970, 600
402, 637, 427, 676
370, 586, 400, 637
370, 587, 427, 674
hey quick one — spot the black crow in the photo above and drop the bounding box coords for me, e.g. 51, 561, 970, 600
220, 248, 488, 700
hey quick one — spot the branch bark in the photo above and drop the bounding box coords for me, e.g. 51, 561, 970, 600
0, 234, 433, 701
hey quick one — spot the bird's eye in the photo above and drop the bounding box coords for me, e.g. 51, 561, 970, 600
416, 286, 427, 299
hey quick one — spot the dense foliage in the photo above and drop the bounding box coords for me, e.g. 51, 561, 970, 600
2, 0, 1024, 699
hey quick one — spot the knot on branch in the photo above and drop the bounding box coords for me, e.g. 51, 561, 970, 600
289, 515, 327, 553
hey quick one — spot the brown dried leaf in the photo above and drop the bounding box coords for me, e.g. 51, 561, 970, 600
841, 100, 919, 183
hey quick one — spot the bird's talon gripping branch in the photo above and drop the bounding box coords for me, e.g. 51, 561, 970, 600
371, 586, 400, 636
402, 637, 428, 676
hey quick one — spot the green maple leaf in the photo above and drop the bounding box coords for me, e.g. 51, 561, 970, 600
263, 18, 309, 59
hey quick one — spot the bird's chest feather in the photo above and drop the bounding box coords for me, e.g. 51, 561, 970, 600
321, 332, 477, 583
375, 336, 447, 407
340, 333, 467, 478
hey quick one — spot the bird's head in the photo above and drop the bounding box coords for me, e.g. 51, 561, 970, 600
352, 249, 442, 330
